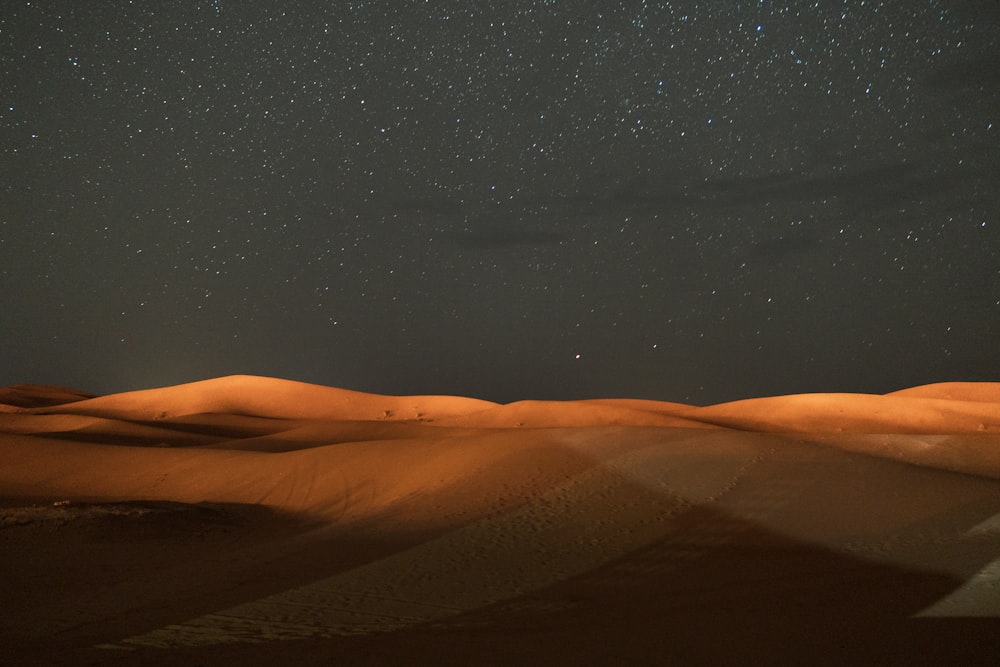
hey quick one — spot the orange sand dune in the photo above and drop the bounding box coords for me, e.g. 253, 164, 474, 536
889, 381, 1000, 403
428, 398, 713, 428
0, 384, 96, 410
694, 390, 1000, 434
26, 374, 498, 422
3, 376, 1000, 665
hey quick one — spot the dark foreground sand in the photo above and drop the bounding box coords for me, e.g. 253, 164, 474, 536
2, 375, 1000, 665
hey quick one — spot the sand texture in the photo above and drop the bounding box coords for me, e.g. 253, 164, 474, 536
2, 375, 1000, 665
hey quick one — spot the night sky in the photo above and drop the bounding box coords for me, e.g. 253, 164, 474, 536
2, 1, 998, 404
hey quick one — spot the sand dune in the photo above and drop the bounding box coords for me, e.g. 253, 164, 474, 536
32, 374, 499, 422
695, 391, 1000, 435
889, 381, 1000, 403
3, 376, 1000, 665
0, 384, 96, 409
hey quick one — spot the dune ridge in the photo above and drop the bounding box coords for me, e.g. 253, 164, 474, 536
694, 391, 1000, 434
0, 384, 96, 409
889, 382, 1000, 403
11, 375, 1000, 433
16, 375, 498, 422
4, 376, 999, 480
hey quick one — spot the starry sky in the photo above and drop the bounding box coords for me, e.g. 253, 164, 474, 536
2, 1, 998, 404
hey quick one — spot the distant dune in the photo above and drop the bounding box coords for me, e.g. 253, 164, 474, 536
0, 384, 96, 410
3, 376, 1000, 665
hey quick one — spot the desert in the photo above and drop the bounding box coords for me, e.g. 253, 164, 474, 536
2, 375, 1000, 665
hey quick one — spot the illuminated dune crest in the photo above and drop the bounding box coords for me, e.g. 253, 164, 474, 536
695, 390, 1000, 434
12, 375, 498, 422
8, 376, 1000, 434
